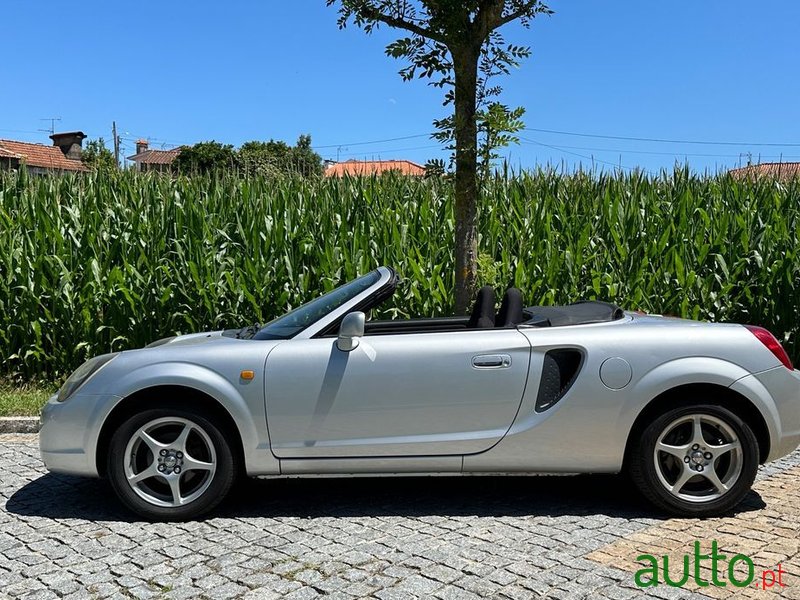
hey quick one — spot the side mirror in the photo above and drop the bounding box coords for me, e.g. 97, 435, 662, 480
337, 312, 365, 352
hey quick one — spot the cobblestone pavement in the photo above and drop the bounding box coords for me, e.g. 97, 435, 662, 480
588, 460, 800, 599
1, 434, 798, 600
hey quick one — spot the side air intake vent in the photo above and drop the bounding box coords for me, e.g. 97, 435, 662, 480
535, 349, 583, 412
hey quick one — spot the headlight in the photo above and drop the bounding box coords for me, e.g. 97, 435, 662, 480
57, 353, 118, 402
146, 336, 176, 348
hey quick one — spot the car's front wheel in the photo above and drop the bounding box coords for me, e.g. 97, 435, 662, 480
107, 406, 237, 521
629, 404, 759, 517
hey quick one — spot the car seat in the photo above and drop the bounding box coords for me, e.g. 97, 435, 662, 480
468, 286, 496, 328
497, 287, 525, 327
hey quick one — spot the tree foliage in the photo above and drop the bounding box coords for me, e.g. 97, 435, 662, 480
175, 141, 236, 174
176, 137, 323, 177
238, 135, 323, 178
327, 0, 551, 312
291, 135, 325, 177
424, 158, 447, 178
81, 138, 117, 171
434, 102, 526, 179
479, 103, 526, 178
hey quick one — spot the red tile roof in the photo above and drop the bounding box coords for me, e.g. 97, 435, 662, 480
127, 147, 183, 165
0, 146, 21, 159
729, 162, 800, 181
325, 159, 426, 177
0, 139, 88, 171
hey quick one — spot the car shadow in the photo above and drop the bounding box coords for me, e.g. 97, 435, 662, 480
5, 472, 766, 523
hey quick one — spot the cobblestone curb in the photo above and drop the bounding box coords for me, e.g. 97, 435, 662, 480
0, 417, 39, 434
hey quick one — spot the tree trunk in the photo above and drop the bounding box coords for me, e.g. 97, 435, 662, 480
452, 48, 481, 314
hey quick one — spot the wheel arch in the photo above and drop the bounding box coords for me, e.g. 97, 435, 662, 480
623, 382, 771, 466
95, 384, 246, 478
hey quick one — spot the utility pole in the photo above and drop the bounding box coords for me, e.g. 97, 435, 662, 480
112, 121, 120, 168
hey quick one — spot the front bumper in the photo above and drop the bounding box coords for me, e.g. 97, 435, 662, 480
39, 392, 122, 477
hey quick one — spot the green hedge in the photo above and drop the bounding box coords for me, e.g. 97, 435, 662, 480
1, 168, 798, 380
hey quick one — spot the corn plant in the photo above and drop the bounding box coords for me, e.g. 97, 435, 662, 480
1, 168, 797, 380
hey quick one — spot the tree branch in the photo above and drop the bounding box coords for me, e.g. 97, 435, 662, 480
498, 1, 545, 27
363, 6, 447, 43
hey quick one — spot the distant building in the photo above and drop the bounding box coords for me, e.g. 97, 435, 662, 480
325, 159, 426, 177
729, 162, 800, 182
0, 132, 89, 174
127, 140, 183, 173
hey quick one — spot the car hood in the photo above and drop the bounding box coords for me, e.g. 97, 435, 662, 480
146, 331, 225, 348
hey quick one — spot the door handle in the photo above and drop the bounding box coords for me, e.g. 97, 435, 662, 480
472, 354, 512, 369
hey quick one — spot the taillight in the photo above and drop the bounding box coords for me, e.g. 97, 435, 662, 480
744, 325, 793, 370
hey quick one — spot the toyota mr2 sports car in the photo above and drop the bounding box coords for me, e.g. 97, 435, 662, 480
40, 267, 800, 520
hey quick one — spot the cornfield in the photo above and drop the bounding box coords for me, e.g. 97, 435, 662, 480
1, 168, 798, 380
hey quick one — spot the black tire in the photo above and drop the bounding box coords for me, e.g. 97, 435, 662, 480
107, 405, 237, 521
628, 404, 759, 517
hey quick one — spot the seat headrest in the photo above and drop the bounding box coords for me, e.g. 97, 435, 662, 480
468, 286, 496, 328
497, 287, 524, 327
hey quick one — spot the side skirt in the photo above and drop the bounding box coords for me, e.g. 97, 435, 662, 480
256, 472, 585, 479
279, 455, 462, 475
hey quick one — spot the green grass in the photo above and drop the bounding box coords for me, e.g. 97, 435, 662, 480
1, 167, 799, 380
0, 381, 54, 417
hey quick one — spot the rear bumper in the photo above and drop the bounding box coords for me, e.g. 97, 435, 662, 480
731, 366, 800, 462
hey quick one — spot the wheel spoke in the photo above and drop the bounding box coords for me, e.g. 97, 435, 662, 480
173, 424, 193, 454
701, 467, 729, 494
656, 441, 688, 459
128, 463, 159, 485
671, 467, 694, 494
710, 440, 740, 457
183, 455, 214, 472
167, 475, 183, 506
691, 415, 706, 446
138, 430, 167, 453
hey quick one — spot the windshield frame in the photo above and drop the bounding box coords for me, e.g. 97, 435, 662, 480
252, 267, 394, 341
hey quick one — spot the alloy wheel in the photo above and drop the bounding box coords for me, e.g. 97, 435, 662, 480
123, 416, 217, 508
652, 413, 743, 503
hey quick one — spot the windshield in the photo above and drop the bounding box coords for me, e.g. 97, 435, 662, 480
252, 271, 382, 340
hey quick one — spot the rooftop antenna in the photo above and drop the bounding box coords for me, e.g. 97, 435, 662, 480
336, 146, 348, 162
38, 117, 62, 136
738, 152, 751, 167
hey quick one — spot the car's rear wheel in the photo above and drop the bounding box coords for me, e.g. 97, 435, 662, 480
629, 404, 759, 517
107, 407, 236, 521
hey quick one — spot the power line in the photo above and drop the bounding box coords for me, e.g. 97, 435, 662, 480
524, 127, 800, 148
312, 133, 431, 149
332, 143, 443, 159
521, 137, 657, 176
108, 126, 800, 162
116, 133, 442, 156
120, 133, 436, 151
517, 140, 800, 160
0, 128, 42, 135
119, 135, 186, 148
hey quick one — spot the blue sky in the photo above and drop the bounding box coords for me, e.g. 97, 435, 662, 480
2, 1, 799, 174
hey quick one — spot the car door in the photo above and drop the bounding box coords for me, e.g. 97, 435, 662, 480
264, 328, 532, 458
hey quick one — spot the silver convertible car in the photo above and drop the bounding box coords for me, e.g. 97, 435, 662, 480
40, 267, 800, 520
